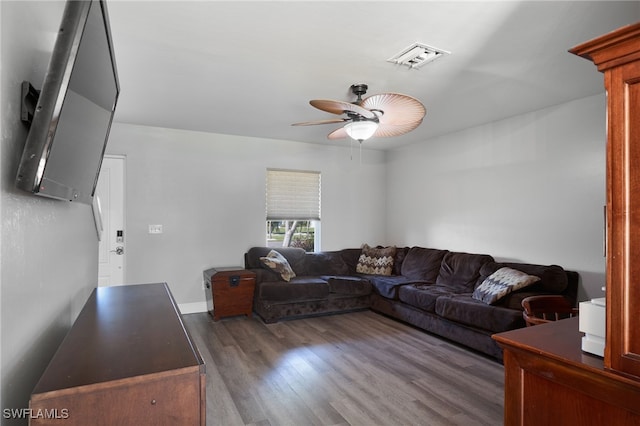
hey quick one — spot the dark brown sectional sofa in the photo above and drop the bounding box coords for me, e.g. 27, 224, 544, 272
244, 246, 578, 360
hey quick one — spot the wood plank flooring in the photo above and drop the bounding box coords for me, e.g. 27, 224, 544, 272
183, 310, 504, 426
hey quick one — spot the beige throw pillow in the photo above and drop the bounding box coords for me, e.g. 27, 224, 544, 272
356, 244, 396, 276
473, 267, 540, 304
260, 250, 296, 282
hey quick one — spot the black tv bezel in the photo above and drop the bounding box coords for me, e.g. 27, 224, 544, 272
15, 0, 120, 204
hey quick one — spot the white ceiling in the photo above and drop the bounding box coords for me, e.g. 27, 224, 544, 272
106, 1, 639, 150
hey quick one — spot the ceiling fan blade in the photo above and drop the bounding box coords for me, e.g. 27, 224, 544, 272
310, 99, 376, 119
374, 120, 423, 138
362, 93, 426, 126
292, 118, 348, 126
327, 127, 348, 140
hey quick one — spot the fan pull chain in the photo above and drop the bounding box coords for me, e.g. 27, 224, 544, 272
350, 138, 353, 161
348, 138, 363, 165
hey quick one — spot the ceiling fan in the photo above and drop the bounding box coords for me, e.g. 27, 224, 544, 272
292, 84, 426, 143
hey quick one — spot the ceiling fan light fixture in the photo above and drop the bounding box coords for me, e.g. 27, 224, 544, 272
292, 84, 425, 145
344, 120, 378, 142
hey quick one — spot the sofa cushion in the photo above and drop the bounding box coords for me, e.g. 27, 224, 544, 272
472, 267, 540, 304
398, 284, 453, 313
304, 251, 350, 275
339, 248, 363, 274
479, 262, 568, 294
436, 252, 494, 292
260, 250, 296, 282
256, 277, 329, 302
392, 246, 410, 275
356, 244, 396, 276
320, 275, 372, 295
367, 275, 410, 299
401, 247, 448, 282
246, 247, 307, 274
436, 293, 525, 333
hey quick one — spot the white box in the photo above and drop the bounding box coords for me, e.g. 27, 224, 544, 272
579, 297, 606, 357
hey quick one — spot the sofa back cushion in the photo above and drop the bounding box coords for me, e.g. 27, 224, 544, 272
339, 249, 363, 274
304, 251, 350, 275
436, 251, 494, 292
400, 247, 449, 282
392, 247, 410, 275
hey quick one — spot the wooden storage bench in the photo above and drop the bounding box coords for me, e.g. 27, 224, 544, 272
204, 267, 256, 321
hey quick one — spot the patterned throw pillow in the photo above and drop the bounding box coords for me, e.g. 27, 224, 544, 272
473, 267, 541, 304
356, 244, 396, 276
260, 250, 296, 282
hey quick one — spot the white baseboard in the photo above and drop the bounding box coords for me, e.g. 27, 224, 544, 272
178, 301, 208, 315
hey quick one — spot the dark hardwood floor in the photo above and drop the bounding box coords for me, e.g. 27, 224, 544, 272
183, 310, 504, 426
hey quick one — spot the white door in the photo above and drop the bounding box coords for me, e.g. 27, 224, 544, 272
97, 156, 125, 286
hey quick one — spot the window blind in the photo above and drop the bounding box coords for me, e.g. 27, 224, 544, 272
266, 169, 321, 221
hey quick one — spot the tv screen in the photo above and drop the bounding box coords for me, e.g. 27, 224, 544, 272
15, 0, 119, 204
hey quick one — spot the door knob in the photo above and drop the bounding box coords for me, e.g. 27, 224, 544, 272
111, 246, 124, 255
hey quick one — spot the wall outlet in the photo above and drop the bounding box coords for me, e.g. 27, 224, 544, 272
148, 224, 163, 234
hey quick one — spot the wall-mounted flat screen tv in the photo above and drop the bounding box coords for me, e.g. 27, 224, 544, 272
15, 0, 119, 204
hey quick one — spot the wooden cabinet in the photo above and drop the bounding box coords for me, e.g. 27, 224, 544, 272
204, 267, 256, 321
493, 22, 640, 425
494, 318, 640, 425
570, 22, 640, 379
29, 283, 205, 425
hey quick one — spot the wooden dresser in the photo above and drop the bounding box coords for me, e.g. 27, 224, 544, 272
494, 318, 640, 425
29, 283, 205, 425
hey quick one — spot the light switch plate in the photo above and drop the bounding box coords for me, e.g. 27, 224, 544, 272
148, 224, 163, 234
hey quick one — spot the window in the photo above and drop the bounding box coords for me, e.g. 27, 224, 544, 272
266, 169, 320, 252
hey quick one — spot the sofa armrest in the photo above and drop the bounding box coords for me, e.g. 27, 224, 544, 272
561, 270, 580, 307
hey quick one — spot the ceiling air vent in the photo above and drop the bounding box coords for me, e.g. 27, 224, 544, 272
387, 42, 450, 70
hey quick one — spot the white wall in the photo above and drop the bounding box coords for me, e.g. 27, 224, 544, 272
109, 94, 607, 306
106, 123, 387, 305
387, 94, 606, 301
1, 2, 97, 422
